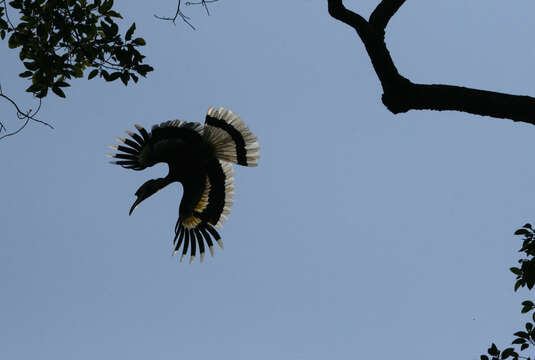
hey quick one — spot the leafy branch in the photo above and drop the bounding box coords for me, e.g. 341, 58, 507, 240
1, 0, 153, 99
480, 224, 535, 360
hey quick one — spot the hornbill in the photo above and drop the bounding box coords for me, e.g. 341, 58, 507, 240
109, 107, 260, 263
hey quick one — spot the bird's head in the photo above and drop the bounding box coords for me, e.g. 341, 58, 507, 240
129, 178, 170, 215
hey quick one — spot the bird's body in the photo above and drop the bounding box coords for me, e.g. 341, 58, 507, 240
109, 107, 259, 263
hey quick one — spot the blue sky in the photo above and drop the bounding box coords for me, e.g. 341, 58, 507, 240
2, 1, 535, 359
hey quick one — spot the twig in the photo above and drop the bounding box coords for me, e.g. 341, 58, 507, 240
0, 84, 53, 141
186, 0, 220, 16
154, 0, 220, 29
1, 0, 15, 30
154, 0, 196, 30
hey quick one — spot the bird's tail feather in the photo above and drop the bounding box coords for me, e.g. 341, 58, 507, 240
204, 107, 260, 167
173, 221, 223, 263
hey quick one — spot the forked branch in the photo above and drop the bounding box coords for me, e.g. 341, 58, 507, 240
0, 84, 53, 141
155, 0, 220, 30
328, 0, 535, 125
369, 0, 406, 33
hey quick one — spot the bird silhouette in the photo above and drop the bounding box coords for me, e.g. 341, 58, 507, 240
109, 107, 260, 263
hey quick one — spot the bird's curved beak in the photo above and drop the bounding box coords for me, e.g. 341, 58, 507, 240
129, 196, 144, 216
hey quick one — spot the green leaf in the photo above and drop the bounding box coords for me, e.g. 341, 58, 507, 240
19, 71, 33, 78
132, 37, 146, 46
8, 34, 20, 48
55, 81, 70, 88
488, 344, 500, 356
101, 70, 109, 80
512, 338, 526, 344
8, 0, 22, 10
105, 71, 121, 81
99, 0, 113, 14
52, 86, 66, 98
106, 10, 122, 18
25, 84, 40, 94
511, 268, 522, 276
125, 22, 135, 41
110, 23, 118, 36
481, 356, 489, 360
520, 343, 529, 351
501, 348, 517, 359
120, 71, 129, 86
88, 69, 99, 79
515, 229, 530, 235
23, 61, 39, 71
522, 301, 534, 313
72, 67, 84, 78
514, 332, 529, 339
136, 64, 153, 76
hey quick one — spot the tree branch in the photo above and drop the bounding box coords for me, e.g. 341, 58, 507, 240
384, 82, 535, 125
327, 0, 535, 125
369, 0, 406, 33
0, 84, 53, 141
328, 0, 403, 91
155, 0, 220, 30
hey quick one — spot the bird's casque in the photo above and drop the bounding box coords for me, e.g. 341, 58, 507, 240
109, 107, 260, 263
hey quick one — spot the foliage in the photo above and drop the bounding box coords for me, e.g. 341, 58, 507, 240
511, 224, 535, 291
0, 0, 153, 98
480, 223, 535, 360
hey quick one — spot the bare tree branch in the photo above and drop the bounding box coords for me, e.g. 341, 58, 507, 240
0, 84, 53, 141
328, 0, 404, 92
155, 0, 220, 30
369, 0, 406, 34
186, 0, 219, 16
327, 0, 535, 125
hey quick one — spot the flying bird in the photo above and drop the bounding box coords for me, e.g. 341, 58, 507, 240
109, 107, 260, 263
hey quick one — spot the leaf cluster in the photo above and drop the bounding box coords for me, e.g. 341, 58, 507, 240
1, 0, 153, 98
480, 224, 535, 360
511, 224, 535, 291
481, 343, 520, 360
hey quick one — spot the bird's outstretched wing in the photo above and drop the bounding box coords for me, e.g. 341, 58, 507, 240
109, 120, 205, 170
173, 158, 235, 263
204, 107, 260, 167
